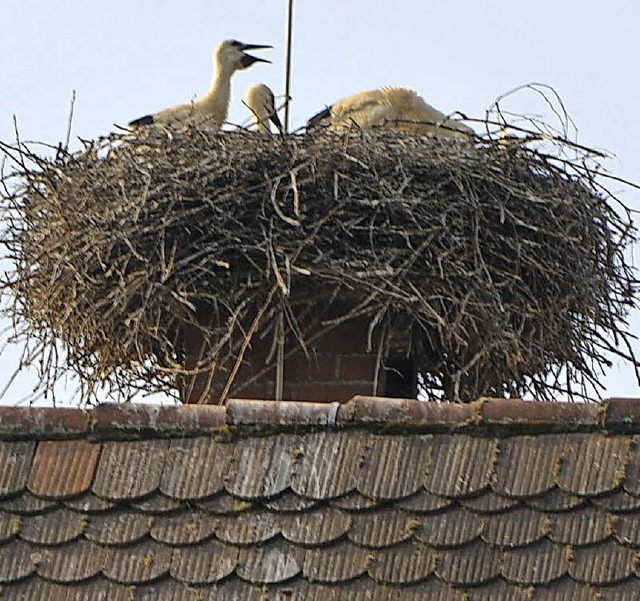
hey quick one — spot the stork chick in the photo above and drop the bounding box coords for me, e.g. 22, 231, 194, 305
129, 40, 272, 128
307, 87, 473, 139
244, 84, 283, 133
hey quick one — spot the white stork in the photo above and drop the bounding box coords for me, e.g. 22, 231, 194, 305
307, 87, 473, 139
129, 40, 272, 128
244, 84, 283, 133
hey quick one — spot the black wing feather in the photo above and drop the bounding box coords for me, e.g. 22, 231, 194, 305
128, 114, 155, 127
306, 106, 332, 130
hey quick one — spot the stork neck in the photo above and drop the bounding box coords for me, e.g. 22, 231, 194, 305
201, 63, 234, 118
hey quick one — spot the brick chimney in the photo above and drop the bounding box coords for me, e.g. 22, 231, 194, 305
180, 307, 417, 404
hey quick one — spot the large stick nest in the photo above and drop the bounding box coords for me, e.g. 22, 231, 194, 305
1, 126, 637, 402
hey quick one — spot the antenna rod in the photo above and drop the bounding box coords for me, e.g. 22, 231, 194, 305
283, 0, 294, 133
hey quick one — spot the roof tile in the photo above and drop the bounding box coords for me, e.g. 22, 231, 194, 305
291, 431, 364, 500
0, 581, 66, 601
569, 542, 637, 585
398, 579, 468, 601
200, 579, 266, 601
623, 438, 640, 496
1, 492, 58, 515
280, 507, 351, 546
532, 577, 598, 601
0, 407, 90, 439
548, 506, 612, 545
150, 511, 217, 545
436, 540, 502, 585
264, 491, 319, 512
0, 512, 18, 543
501, 539, 569, 585
84, 510, 154, 545
227, 398, 341, 426
346, 396, 474, 428
0, 441, 35, 498
466, 581, 533, 601
237, 540, 304, 584
459, 491, 519, 513
598, 579, 640, 601
481, 506, 548, 547
37, 540, 104, 582
215, 510, 280, 545
303, 540, 369, 582
357, 435, 431, 500
395, 489, 453, 513
19, 508, 85, 545
492, 435, 564, 497
614, 514, 640, 546
592, 490, 640, 512
481, 398, 599, 430
261, 579, 337, 601
0, 540, 36, 583
131, 579, 202, 601
64, 493, 116, 513
558, 434, 630, 496
226, 434, 300, 499
252, 578, 374, 601
368, 543, 436, 584
525, 489, 585, 512
102, 541, 172, 584
329, 491, 378, 511
93, 440, 169, 501
301, 578, 392, 600
169, 541, 238, 584
159, 437, 232, 501
348, 508, 416, 548
423, 435, 497, 497
93, 403, 225, 438
2, 580, 133, 601
195, 493, 254, 515
27, 441, 100, 500
415, 506, 483, 548
605, 398, 640, 432
130, 494, 182, 514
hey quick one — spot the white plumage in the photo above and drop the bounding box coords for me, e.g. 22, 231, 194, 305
244, 84, 283, 133
129, 40, 272, 129
307, 87, 473, 139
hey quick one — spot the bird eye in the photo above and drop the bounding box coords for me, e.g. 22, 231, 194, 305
229, 40, 242, 48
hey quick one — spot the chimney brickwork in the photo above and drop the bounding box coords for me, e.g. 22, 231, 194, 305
182, 313, 416, 404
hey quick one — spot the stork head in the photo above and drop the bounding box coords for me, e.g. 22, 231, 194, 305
244, 83, 283, 133
215, 39, 272, 72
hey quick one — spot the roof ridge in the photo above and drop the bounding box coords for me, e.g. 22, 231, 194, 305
0, 396, 638, 440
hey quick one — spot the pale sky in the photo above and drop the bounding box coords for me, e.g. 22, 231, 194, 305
1, 0, 639, 404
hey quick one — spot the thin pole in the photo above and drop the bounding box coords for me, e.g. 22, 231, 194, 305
275, 311, 284, 400
283, 0, 294, 133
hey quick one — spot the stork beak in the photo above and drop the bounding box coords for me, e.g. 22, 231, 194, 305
270, 110, 284, 134
238, 43, 272, 69
240, 54, 271, 68
239, 43, 273, 51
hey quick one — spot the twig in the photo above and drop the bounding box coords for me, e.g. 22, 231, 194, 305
64, 90, 76, 151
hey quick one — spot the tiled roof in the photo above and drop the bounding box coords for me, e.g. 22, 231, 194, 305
1, 397, 640, 599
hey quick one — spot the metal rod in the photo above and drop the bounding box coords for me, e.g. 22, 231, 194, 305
275, 311, 285, 400
283, 0, 294, 133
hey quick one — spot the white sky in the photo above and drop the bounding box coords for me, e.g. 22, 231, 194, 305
1, 0, 639, 404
